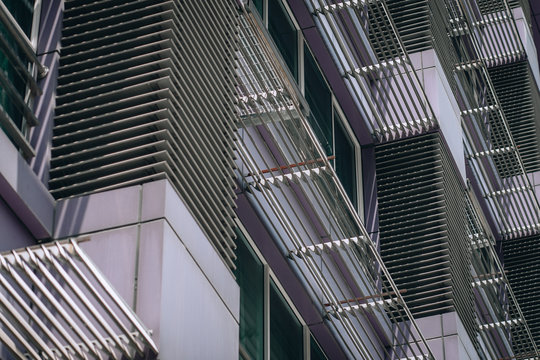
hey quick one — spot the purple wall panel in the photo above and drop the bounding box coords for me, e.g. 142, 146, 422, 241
0, 197, 34, 251
31, 0, 64, 185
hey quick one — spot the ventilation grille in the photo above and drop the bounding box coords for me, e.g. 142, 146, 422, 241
489, 61, 540, 174
376, 133, 476, 334
50, 0, 240, 269
503, 234, 540, 346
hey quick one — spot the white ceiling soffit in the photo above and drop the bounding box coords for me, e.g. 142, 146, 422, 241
0, 239, 158, 359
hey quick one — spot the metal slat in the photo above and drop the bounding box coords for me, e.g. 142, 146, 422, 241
0, 239, 158, 358
51, 0, 240, 269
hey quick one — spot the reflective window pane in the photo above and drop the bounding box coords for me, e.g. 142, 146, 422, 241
270, 280, 303, 360
253, 0, 263, 18
334, 111, 357, 208
235, 230, 264, 360
268, 0, 297, 80
304, 44, 333, 156
310, 335, 327, 360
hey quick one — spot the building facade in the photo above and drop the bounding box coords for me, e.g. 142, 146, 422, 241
0, 0, 539, 359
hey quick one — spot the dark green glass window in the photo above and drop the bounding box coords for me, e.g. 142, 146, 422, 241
268, 0, 297, 80
304, 44, 332, 156
310, 335, 327, 360
253, 0, 263, 18
2, 0, 34, 36
235, 230, 264, 360
270, 280, 303, 360
0, 0, 35, 131
334, 110, 357, 208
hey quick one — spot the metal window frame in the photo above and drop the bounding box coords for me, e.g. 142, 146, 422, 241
235, 220, 317, 360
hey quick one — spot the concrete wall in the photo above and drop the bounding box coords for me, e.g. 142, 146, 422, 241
55, 180, 240, 359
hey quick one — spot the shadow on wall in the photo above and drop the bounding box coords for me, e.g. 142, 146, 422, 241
30, 0, 64, 186
54, 194, 89, 240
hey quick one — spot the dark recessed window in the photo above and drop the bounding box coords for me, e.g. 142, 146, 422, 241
0, 0, 35, 131
310, 335, 328, 360
304, 44, 332, 156
270, 279, 303, 360
334, 110, 357, 208
268, 0, 297, 80
235, 230, 264, 360
253, 0, 263, 18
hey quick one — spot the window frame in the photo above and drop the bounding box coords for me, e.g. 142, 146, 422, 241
0, 0, 43, 158
303, 41, 363, 216
332, 97, 364, 219
236, 220, 325, 360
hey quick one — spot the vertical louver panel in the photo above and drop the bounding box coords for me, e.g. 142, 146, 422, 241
503, 234, 540, 345
489, 61, 540, 174
376, 133, 476, 338
50, 0, 240, 269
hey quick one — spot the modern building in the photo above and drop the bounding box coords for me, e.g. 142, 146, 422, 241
0, 0, 539, 359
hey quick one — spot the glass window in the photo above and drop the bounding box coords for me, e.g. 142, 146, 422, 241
304, 44, 332, 156
235, 230, 264, 360
253, 0, 263, 18
270, 279, 303, 360
304, 45, 358, 208
2, 0, 34, 36
268, 0, 297, 80
334, 110, 357, 209
0, 0, 35, 132
310, 335, 328, 360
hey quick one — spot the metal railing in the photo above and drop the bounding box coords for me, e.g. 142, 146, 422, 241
235, 5, 435, 359
0, 0, 46, 158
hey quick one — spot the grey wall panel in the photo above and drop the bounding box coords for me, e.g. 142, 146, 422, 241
158, 221, 239, 360
0, 197, 34, 251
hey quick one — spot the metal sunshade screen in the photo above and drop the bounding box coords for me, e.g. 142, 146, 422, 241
310, 0, 437, 142
375, 133, 476, 331
489, 61, 540, 174
0, 240, 157, 359
49, 0, 239, 269
372, 0, 432, 57
503, 234, 540, 346
466, 191, 540, 359
235, 10, 436, 359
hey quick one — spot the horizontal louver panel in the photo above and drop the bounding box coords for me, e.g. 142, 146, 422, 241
489, 61, 540, 174
0, 239, 158, 359
376, 133, 477, 342
503, 234, 540, 345
52, 0, 240, 269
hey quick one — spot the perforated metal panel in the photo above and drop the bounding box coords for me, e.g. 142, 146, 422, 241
50, 0, 240, 269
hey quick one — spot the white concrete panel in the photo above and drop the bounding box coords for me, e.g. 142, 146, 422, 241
79, 226, 139, 307
141, 180, 240, 322
55, 185, 141, 238
159, 223, 239, 360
